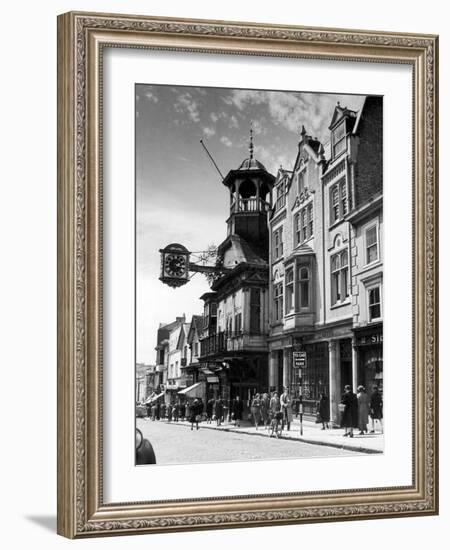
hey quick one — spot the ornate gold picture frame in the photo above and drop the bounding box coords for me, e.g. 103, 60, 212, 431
57, 11, 438, 538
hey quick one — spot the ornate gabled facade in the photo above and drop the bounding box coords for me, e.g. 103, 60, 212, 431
268, 97, 383, 425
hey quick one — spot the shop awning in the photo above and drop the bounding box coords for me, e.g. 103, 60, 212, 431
145, 391, 165, 404
178, 382, 203, 397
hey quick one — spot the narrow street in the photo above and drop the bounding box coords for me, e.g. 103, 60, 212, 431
137, 418, 366, 465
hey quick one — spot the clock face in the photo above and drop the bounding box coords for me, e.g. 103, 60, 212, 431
164, 254, 187, 278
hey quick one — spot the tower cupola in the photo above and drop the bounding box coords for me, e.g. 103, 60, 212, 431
222, 126, 275, 246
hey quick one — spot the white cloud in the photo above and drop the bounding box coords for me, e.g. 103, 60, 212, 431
229, 89, 364, 141
229, 115, 239, 129
210, 112, 219, 123
220, 136, 233, 147
142, 89, 159, 103
174, 92, 201, 122
203, 126, 216, 138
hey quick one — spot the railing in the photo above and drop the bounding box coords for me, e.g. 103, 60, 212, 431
200, 331, 266, 357
230, 198, 269, 214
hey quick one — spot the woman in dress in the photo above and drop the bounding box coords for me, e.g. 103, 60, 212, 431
206, 397, 215, 424
214, 397, 224, 426
260, 392, 270, 429
369, 385, 383, 433
189, 398, 201, 431
316, 392, 330, 430
250, 393, 262, 429
280, 387, 293, 431
232, 395, 244, 427
340, 385, 358, 438
357, 385, 370, 434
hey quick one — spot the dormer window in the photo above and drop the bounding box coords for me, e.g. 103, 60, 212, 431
332, 120, 347, 158
275, 180, 286, 210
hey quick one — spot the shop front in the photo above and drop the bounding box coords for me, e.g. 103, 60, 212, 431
353, 323, 383, 394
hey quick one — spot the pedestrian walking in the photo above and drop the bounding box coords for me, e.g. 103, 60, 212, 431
172, 401, 179, 422
151, 403, 157, 421
269, 391, 283, 437
232, 395, 244, 427
189, 398, 201, 430
316, 392, 330, 430
185, 400, 190, 422
206, 397, 214, 424
250, 393, 262, 429
197, 398, 204, 420
179, 401, 186, 421
214, 397, 224, 426
269, 391, 280, 415
260, 392, 270, 429
280, 387, 293, 431
340, 385, 358, 437
167, 403, 173, 422
357, 385, 370, 434
369, 385, 383, 433
160, 402, 166, 421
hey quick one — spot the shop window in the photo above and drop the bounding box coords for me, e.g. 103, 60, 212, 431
365, 224, 379, 264
302, 342, 330, 414
285, 268, 294, 313
331, 249, 349, 305
298, 267, 310, 309
330, 178, 348, 224
368, 286, 381, 321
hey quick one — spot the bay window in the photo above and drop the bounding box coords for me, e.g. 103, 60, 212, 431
285, 268, 294, 313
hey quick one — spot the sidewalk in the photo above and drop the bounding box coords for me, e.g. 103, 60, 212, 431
142, 416, 384, 454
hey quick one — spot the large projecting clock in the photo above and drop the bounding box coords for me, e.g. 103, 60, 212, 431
164, 254, 187, 277
159, 243, 190, 288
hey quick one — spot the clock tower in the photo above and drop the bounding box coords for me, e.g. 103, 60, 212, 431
221, 128, 276, 257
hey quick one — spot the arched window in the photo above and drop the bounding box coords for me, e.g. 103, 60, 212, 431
331, 249, 349, 305
299, 267, 310, 308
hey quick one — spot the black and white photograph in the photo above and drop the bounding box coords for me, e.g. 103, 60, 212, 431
135, 84, 383, 466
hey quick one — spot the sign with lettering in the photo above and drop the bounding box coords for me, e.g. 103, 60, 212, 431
356, 333, 383, 346
293, 351, 307, 369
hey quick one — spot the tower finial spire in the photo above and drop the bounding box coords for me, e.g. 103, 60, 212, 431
249, 121, 254, 160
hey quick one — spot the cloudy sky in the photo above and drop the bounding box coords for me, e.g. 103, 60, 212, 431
136, 84, 365, 364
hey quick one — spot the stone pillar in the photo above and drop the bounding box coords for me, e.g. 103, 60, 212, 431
352, 337, 358, 392
269, 351, 278, 390
328, 340, 341, 427
283, 348, 291, 389
235, 180, 241, 211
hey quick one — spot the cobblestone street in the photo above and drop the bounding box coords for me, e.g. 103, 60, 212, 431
137, 418, 367, 465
